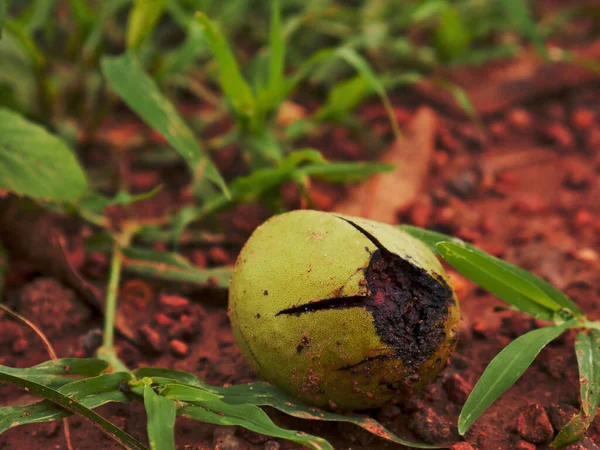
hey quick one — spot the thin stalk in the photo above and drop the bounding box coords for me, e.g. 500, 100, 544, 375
102, 240, 122, 349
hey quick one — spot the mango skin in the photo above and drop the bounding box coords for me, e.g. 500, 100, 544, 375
229, 210, 460, 410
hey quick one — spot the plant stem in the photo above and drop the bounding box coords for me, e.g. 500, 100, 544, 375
102, 240, 123, 349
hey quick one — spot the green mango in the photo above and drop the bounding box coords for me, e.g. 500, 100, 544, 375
229, 210, 460, 410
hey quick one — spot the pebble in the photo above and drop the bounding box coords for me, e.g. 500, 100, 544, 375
263, 442, 280, 450
82, 328, 104, 355
208, 247, 230, 265
169, 339, 189, 357
514, 440, 536, 450
155, 313, 175, 327
571, 108, 595, 131
540, 122, 573, 148
443, 374, 472, 405
507, 108, 533, 130
159, 294, 190, 315
574, 248, 599, 264
548, 404, 578, 431
446, 170, 480, 199
574, 210, 594, 227
408, 408, 452, 444
516, 403, 554, 444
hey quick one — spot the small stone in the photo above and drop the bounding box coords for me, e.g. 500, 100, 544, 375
213, 426, 240, 450
548, 404, 578, 432
450, 443, 475, 450
443, 374, 472, 405
566, 437, 599, 450
513, 196, 549, 215
169, 339, 189, 357
155, 313, 175, 327
571, 108, 595, 131
159, 294, 190, 314
515, 440, 536, 450
508, 108, 533, 130
472, 320, 491, 339
574, 210, 594, 227
574, 248, 599, 264
540, 122, 573, 148
11, 337, 28, 355
263, 441, 280, 450
138, 325, 166, 353
446, 170, 480, 199
564, 165, 591, 190
408, 408, 452, 444
516, 403, 554, 444
208, 247, 230, 265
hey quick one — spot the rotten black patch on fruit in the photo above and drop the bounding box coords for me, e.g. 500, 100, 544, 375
276, 218, 454, 371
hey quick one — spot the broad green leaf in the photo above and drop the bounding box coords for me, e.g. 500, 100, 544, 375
163, 384, 333, 450
127, 0, 166, 50
459, 322, 575, 434
144, 383, 176, 450
402, 226, 583, 318
122, 247, 232, 288
101, 53, 228, 199
500, 0, 548, 59
196, 12, 255, 118
551, 330, 600, 448
0, 108, 88, 202
133, 368, 441, 449
437, 241, 563, 320
0, 369, 143, 449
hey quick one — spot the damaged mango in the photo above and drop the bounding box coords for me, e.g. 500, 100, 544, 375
229, 210, 460, 410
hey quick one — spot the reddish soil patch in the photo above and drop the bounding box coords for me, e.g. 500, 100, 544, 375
2, 68, 600, 450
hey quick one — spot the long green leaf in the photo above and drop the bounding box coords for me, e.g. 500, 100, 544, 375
0, 370, 143, 449
195, 12, 255, 118
122, 247, 232, 288
437, 241, 563, 320
334, 47, 400, 139
551, 330, 600, 448
144, 383, 176, 450
133, 368, 441, 449
162, 384, 333, 450
401, 226, 583, 318
101, 53, 228, 199
0, 358, 108, 388
267, 0, 284, 105
0, 0, 5, 39
0, 108, 88, 202
458, 322, 575, 434
127, 0, 166, 50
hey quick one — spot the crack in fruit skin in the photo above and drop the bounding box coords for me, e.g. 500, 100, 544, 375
229, 210, 460, 409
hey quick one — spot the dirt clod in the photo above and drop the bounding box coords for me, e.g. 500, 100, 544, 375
443, 373, 471, 405
516, 403, 554, 444
450, 443, 475, 450
263, 441, 280, 450
408, 408, 453, 444
548, 404, 578, 432
213, 426, 240, 450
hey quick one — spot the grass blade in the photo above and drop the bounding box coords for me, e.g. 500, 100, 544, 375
0, 358, 108, 388
401, 226, 583, 318
133, 368, 441, 449
0, 370, 144, 449
195, 12, 255, 118
101, 53, 228, 199
500, 0, 548, 59
162, 384, 333, 450
0, 0, 5, 39
122, 247, 231, 288
334, 47, 400, 139
144, 383, 176, 450
551, 330, 600, 448
437, 241, 563, 320
268, 0, 285, 105
458, 322, 574, 434
126, 0, 166, 50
